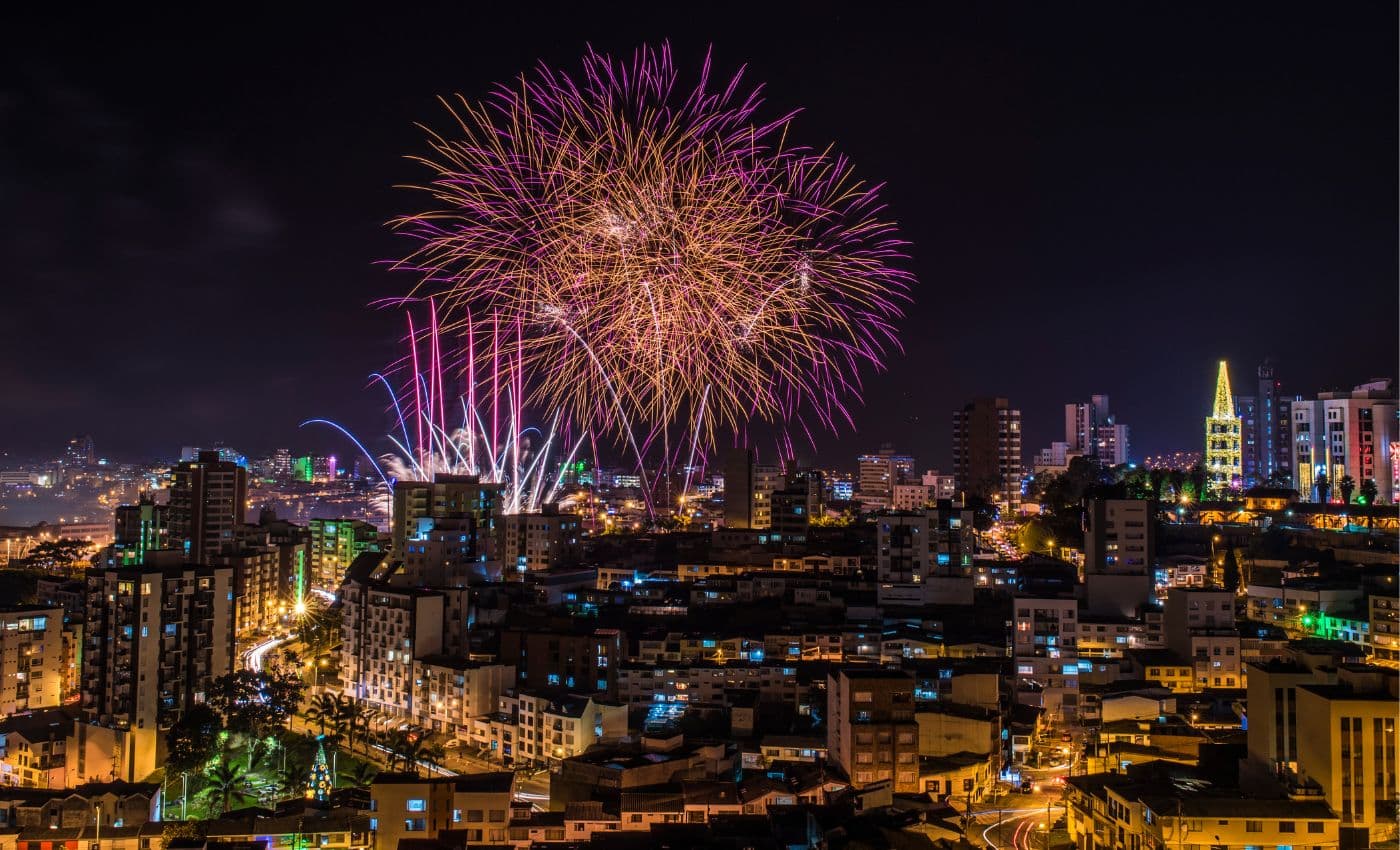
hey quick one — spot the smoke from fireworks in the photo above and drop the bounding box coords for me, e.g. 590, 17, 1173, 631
393, 43, 913, 506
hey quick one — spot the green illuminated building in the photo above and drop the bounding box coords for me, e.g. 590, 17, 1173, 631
308, 518, 380, 589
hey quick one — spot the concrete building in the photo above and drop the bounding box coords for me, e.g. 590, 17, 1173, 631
167, 451, 246, 563
499, 508, 581, 576
498, 627, 625, 697
857, 448, 915, 500
214, 544, 291, 639
826, 669, 919, 793
0, 607, 63, 714
1371, 591, 1399, 663
413, 657, 514, 737
391, 474, 501, 557
1293, 666, 1399, 849
952, 398, 1022, 512
111, 499, 167, 566
1164, 588, 1242, 690
369, 772, 515, 849
81, 560, 235, 781
483, 691, 627, 768
1290, 380, 1398, 504
1013, 596, 1079, 722
340, 581, 445, 719
751, 464, 782, 530
722, 449, 755, 530
1084, 499, 1153, 574
1064, 394, 1130, 466
768, 489, 810, 546
876, 512, 929, 585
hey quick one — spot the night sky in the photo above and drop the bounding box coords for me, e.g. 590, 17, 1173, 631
4, 4, 1396, 470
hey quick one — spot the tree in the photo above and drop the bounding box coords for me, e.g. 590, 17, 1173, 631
207, 669, 305, 739
202, 761, 252, 814
1338, 474, 1356, 505
1168, 469, 1187, 501
1221, 548, 1241, 595
23, 538, 90, 576
166, 704, 223, 775
1314, 472, 1330, 504
305, 694, 340, 736
340, 761, 378, 789
1148, 468, 1167, 502
1359, 478, 1378, 506
1187, 463, 1208, 502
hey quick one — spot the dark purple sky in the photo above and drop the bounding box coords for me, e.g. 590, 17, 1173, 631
3, 4, 1396, 469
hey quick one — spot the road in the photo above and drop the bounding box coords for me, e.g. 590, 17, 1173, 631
977, 804, 1064, 850
243, 634, 288, 672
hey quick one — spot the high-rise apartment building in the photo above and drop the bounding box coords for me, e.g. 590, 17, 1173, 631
391, 474, 501, 556
723, 449, 755, 530
751, 463, 782, 530
1062, 395, 1131, 466
82, 560, 235, 780
168, 451, 247, 563
826, 668, 920, 792
1204, 361, 1243, 495
112, 498, 168, 566
857, 447, 915, 500
308, 518, 380, 589
65, 436, 94, 468
499, 508, 581, 576
340, 580, 446, 719
952, 398, 1022, 511
1290, 381, 1398, 504
0, 607, 64, 714
1238, 360, 1292, 486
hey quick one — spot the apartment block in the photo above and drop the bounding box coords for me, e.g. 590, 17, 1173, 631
81, 561, 235, 781
827, 669, 919, 793
369, 772, 515, 849
0, 607, 63, 714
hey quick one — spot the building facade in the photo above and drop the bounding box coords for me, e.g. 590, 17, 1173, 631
952, 398, 1022, 512
167, 451, 247, 563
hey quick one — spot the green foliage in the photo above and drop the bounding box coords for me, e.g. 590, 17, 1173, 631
21, 538, 91, 574
1314, 472, 1330, 503
163, 821, 209, 841
166, 704, 223, 774
206, 669, 306, 741
202, 761, 252, 814
1222, 548, 1241, 595
1338, 474, 1356, 504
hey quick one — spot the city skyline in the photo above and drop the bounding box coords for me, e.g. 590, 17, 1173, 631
3, 5, 1396, 469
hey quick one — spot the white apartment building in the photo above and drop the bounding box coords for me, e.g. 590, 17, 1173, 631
0, 607, 63, 714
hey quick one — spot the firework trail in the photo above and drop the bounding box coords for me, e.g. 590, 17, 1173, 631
393, 43, 913, 512
304, 304, 584, 515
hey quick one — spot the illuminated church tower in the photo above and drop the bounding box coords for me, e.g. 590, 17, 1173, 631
1204, 360, 1242, 495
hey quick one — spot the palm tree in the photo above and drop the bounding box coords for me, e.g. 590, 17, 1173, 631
1315, 472, 1331, 504
1148, 468, 1166, 503
306, 694, 339, 736
1339, 474, 1356, 505
331, 696, 363, 749
340, 761, 378, 789
1359, 478, 1378, 507
1168, 469, 1187, 502
203, 761, 252, 815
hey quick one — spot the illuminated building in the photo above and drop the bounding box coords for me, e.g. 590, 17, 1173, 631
390, 474, 501, 556
0, 607, 63, 714
168, 450, 247, 563
65, 435, 94, 468
952, 397, 1022, 511
857, 447, 915, 500
112, 497, 168, 566
1203, 361, 1242, 495
1289, 380, 1398, 504
499, 507, 581, 575
826, 668, 920, 792
82, 558, 235, 781
1063, 395, 1131, 466
721, 449, 780, 530
308, 517, 380, 588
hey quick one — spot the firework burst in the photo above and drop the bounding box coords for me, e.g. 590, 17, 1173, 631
393, 43, 913, 508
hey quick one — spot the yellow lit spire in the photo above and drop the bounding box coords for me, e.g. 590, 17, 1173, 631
1204, 360, 1241, 496
1212, 360, 1234, 419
